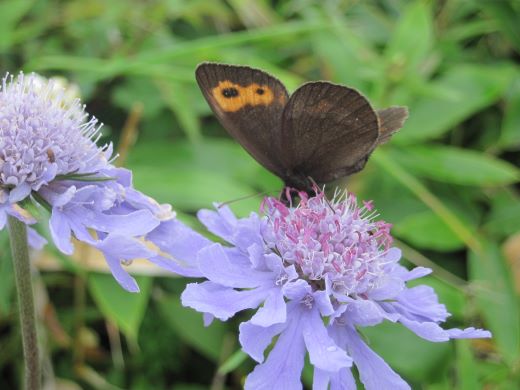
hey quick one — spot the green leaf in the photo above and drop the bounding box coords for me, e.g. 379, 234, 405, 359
498, 77, 520, 150
484, 190, 520, 238
372, 150, 482, 254
469, 242, 520, 366
456, 340, 480, 390
172, 385, 208, 390
0, 0, 35, 51
112, 78, 165, 119
389, 145, 520, 186
155, 80, 202, 142
385, 1, 433, 74
131, 166, 260, 215
127, 139, 281, 215
397, 64, 515, 143
394, 210, 465, 251
157, 292, 227, 362
311, 15, 380, 93
88, 274, 152, 342
478, 0, 520, 53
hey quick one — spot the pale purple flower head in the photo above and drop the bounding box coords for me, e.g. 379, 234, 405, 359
0, 72, 189, 292
179, 189, 491, 389
0, 73, 107, 202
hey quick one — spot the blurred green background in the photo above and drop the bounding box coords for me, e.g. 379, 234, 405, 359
1, 0, 519, 388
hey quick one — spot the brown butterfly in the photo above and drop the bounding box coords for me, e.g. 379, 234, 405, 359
196, 63, 408, 192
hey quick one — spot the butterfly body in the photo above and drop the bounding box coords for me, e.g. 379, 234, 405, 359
196, 63, 408, 194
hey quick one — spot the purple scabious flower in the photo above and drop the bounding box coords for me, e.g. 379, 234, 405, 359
179, 189, 491, 389
0, 72, 191, 292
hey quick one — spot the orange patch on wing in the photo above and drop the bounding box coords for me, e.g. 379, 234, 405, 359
211, 80, 274, 112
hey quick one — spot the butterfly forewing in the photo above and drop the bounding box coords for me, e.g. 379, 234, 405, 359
280, 82, 379, 184
195, 63, 289, 177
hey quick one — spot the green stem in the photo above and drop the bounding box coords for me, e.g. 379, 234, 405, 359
7, 216, 40, 390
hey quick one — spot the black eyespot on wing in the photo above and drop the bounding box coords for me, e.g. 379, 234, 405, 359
256, 88, 265, 95
222, 88, 239, 98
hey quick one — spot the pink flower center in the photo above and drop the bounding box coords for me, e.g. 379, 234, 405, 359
262, 190, 394, 296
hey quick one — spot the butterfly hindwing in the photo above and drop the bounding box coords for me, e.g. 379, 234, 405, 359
376, 106, 409, 145
280, 82, 380, 184
195, 63, 289, 177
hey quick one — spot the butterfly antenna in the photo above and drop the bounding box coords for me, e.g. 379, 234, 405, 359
217, 190, 278, 209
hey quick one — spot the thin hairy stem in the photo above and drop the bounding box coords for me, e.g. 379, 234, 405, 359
7, 216, 40, 390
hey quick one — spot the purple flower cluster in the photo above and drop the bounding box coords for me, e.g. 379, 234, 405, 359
0, 73, 187, 291
179, 189, 491, 389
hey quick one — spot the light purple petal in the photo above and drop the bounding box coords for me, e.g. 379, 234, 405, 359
9, 182, 32, 202
94, 234, 157, 292
367, 275, 405, 300
103, 253, 140, 292
45, 185, 76, 207
248, 243, 270, 270
302, 306, 352, 372
203, 313, 214, 326
181, 282, 267, 321
283, 279, 311, 301
239, 320, 286, 362
148, 254, 200, 277
0, 208, 6, 229
313, 367, 357, 390
4, 203, 36, 225
198, 243, 274, 288
402, 266, 432, 281
27, 227, 47, 250
343, 326, 410, 390
69, 217, 97, 245
329, 369, 357, 390
233, 214, 263, 250
250, 288, 287, 326
314, 290, 334, 317
446, 327, 492, 339
147, 219, 210, 276
398, 317, 492, 342
384, 247, 402, 263
343, 299, 399, 326
397, 285, 449, 322
96, 234, 156, 260
247, 243, 284, 273
87, 209, 159, 235
245, 310, 305, 390
49, 210, 73, 254
398, 317, 452, 342
312, 369, 330, 390
197, 206, 236, 243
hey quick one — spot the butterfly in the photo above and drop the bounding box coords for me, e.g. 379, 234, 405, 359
195, 62, 408, 193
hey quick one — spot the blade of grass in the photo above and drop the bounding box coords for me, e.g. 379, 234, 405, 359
394, 238, 467, 290
372, 149, 482, 254
217, 349, 248, 376
27, 21, 327, 82
136, 20, 328, 63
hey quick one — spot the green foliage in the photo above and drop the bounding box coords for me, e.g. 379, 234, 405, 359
88, 274, 152, 343
1, 0, 519, 388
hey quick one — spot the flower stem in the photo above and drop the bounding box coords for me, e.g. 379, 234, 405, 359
7, 216, 40, 390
